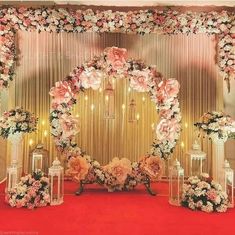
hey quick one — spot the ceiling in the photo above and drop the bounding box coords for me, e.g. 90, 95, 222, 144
1, 0, 235, 6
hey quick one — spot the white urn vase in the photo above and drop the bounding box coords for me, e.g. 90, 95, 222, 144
8, 132, 24, 177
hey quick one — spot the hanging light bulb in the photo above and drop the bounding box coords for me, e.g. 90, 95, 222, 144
104, 81, 115, 119
129, 99, 137, 122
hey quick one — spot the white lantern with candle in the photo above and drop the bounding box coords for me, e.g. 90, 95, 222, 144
48, 158, 64, 206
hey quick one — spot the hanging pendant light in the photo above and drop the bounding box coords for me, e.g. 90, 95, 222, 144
129, 99, 137, 122
104, 81, 115, 119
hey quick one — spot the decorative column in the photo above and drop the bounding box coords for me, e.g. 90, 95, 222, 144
211, 137, 226, 185
8, 133, 23, 177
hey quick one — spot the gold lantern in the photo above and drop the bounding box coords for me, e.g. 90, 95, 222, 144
129, 99, 136, 122
104, 81, 115, 119
223, 160, 234, 208
30, 144, 49, 173
169, 159, 184, 206
6, 160, 20, 191
48, 158, 64, 206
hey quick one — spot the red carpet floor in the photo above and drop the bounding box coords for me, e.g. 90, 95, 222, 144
0, 181, 235, 235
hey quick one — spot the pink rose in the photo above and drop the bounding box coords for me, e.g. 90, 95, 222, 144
156, 118, 181, 142
130, 69, 151, 92
140, 155, 164, 181
207, 189, 217, 201
105, 47, 127, 70
59, 113, 79, 139
79, 69, 102, 90
159, 108, 174, 119
49, 81, 74, 104
66, 156, 90, 181
157, 79, 180, 103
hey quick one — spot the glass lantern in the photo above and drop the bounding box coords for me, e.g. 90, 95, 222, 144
48, 158, 64, 206
223, 160, 234, 208
129, 99, 136, 122
169, 159, 184, 206
104, 81, 115, 119
6, 160, 20, 191
30, 144, 49, 173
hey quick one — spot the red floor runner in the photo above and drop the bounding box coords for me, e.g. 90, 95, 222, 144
0, 181, 234, 235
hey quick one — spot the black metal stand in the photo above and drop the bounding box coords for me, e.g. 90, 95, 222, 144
75, 180, 84, 195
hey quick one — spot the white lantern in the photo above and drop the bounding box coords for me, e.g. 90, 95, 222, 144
48, 158, 64, 206
169, 159, 184, 206
223, 160, 234, 208
186, 140, 206, 176
6, 160, 20, 191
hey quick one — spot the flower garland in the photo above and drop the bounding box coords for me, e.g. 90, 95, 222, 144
5, 170, 50, 209
194, 111, 235, 142
0, 7, 234, 91
49, 47, 181, 160
0, 107, 38, 138
66, 155, 164, 192
181, 174, 228, 213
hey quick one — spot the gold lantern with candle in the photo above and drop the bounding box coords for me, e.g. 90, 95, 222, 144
169, 159, 184, 206
29, 144, 49, 174
129, 99, 137, 122
104, 81, 115, 119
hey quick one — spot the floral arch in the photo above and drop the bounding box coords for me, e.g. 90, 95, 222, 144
49, 47, 181, 193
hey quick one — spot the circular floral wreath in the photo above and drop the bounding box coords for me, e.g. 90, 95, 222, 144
49, 47, 181, 191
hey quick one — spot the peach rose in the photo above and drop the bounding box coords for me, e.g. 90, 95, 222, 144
156, 118, 181, 142
104, 157, 132, 184
105, 47, 127, 70
66, 156, 90, 181
49, 81, 74, 104
140, 155, 164, 181
157, 79, 180, 102
130, 69, 151, 92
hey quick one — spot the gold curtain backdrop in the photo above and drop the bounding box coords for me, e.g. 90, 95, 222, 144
1, 31, 223, 177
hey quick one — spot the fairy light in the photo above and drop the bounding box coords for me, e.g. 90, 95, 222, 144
181, 141, 185, 148
29, 139, 33, 146
122, 104, 125, 110
42, 120, 45, 126
136, 113, 140, 121
142, 96, 146, 102
99, 87, 102, 93
91, 104, 95, 111
151, 123, 155, 130
85, 95, 88, 101
128, 87, 131, 93
44, 130, 48, 137
75, 114, 79, 118
185, 122, 188, 128
105, 95, 109, 101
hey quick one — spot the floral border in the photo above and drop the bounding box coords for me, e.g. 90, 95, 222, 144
0, 7, 234, 91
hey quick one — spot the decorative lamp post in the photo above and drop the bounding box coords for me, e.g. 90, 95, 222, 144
48, 158, 64, 205
128, 99, 136, 122
6, 160, 20, 191
104, 81, 115, 119
169, 159, 184, 206
223, 160, 234, 208
30, 144, 49, 173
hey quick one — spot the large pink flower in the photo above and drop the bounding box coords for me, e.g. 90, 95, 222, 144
49, 81, 74, 104
105, 47, 127, 70
157, 79, 180, 103
104, 157, 132, 185
66, 156, 90, 181
156, 118, 181, 142
130, 69, 151, 92
79, 68, 102, 90
140, 155, 164, 181
59, 114, 79, 139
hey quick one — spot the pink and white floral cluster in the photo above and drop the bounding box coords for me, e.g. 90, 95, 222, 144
181, 173, 228, 213
194, 111, 235, 142
0, 7, 234, 91
66, 154, 164, 192
5, 170, 50, 209
49, 47, 181, 160
0, 107, 38, 138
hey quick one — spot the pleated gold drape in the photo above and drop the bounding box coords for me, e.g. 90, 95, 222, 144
2, 31, 222, 176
